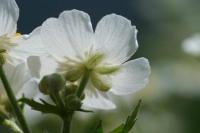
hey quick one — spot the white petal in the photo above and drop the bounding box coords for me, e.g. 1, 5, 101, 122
111, 58, 150, 95
9, 27, 47, 62
83, 87, 116, 110
0, 0, 19, 36
27, 56, 41, 78
5, 54, 24, 66
39, 55, 58, 78
41, 9, 94, 60
3, 62, 32, 94
16, 79, 39, 99
95, 14, 138, 65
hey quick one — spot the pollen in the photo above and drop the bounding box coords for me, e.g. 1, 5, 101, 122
15, 32, 21, 36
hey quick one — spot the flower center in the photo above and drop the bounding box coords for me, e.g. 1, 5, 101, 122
58, 53, 119, 92
0, 33, 21, 54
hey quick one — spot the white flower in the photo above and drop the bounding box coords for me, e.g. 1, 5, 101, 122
182, 34, 200, 57
33, 10, 150, 110
0, 62, 38, 107
0, 0, 44, 65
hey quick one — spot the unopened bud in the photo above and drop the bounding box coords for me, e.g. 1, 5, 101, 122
39, 73, 65, 95
65, 84, 77, 94
65, 95, 82, 110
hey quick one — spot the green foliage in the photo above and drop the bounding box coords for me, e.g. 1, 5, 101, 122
109, 100, 142, 133
92, 100, 142, 133
19, 98, 60, 115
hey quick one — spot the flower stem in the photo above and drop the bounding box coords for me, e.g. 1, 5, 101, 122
62, 113, 73, 133
0, 66, 31, 133
61, 70, 90, 133
76, 69, 90, 97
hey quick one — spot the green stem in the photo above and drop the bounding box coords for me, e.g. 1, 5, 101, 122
62, 113, 73, 133
0, 66, 31, 133
51, 93, 65, 110
76, 69, 90, 97
61, 70, 90, 133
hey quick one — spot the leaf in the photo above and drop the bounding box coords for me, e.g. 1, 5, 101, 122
109, 100, 142, 133
93, 120, 103, 133
19, 98, 60, 115
109, 124, 124, 133
122, 100, 142, 132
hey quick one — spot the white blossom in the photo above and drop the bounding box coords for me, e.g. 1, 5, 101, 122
30, 10, 150, 110
0, 62, 38, 108
0, 0, 44, 65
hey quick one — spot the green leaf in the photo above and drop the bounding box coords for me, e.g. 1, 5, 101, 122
93, 120, 103, 133
109, 124, 124, 133
19, 98, 60, 115
109, 100, 142, 133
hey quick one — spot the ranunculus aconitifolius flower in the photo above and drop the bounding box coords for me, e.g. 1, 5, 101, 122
0, 0, 44, 65
30, 10, 151, 110
0, 62, 38, 114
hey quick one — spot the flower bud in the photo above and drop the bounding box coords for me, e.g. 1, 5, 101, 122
65, 84, 77, 94
65, 95, 82, 110
39, 73, 65, 95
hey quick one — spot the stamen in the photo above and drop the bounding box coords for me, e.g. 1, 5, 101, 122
91, 73, 111, 92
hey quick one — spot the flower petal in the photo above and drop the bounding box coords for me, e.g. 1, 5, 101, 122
39, 55, 58, 78
111, 58, 150, 95
9, 27, 47, 62
0, 0, 19, 36
3, 62, 32, 94
95, 14, 138, 65
41, 9, 94, 60
27, 56, 41, 78
83, 86, 116, 110
16, 79, 38, 99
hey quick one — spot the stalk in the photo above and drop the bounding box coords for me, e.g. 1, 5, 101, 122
0, 66, 31, 133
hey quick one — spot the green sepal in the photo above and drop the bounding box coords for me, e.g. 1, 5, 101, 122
77, 108, 93, 113
109, 100, 142, 133
19, 98, 60, 115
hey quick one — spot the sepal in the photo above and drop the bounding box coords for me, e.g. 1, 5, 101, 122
19, 98, 60, 115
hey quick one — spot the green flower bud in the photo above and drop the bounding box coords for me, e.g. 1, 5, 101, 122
60, 83, 77, 98
80, 93, 85, 100
65, 84, 77, 94
65, 95, 82, 110
39, 73, 65, 95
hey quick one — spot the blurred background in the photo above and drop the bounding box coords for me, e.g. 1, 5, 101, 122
1, 0, 200, 132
